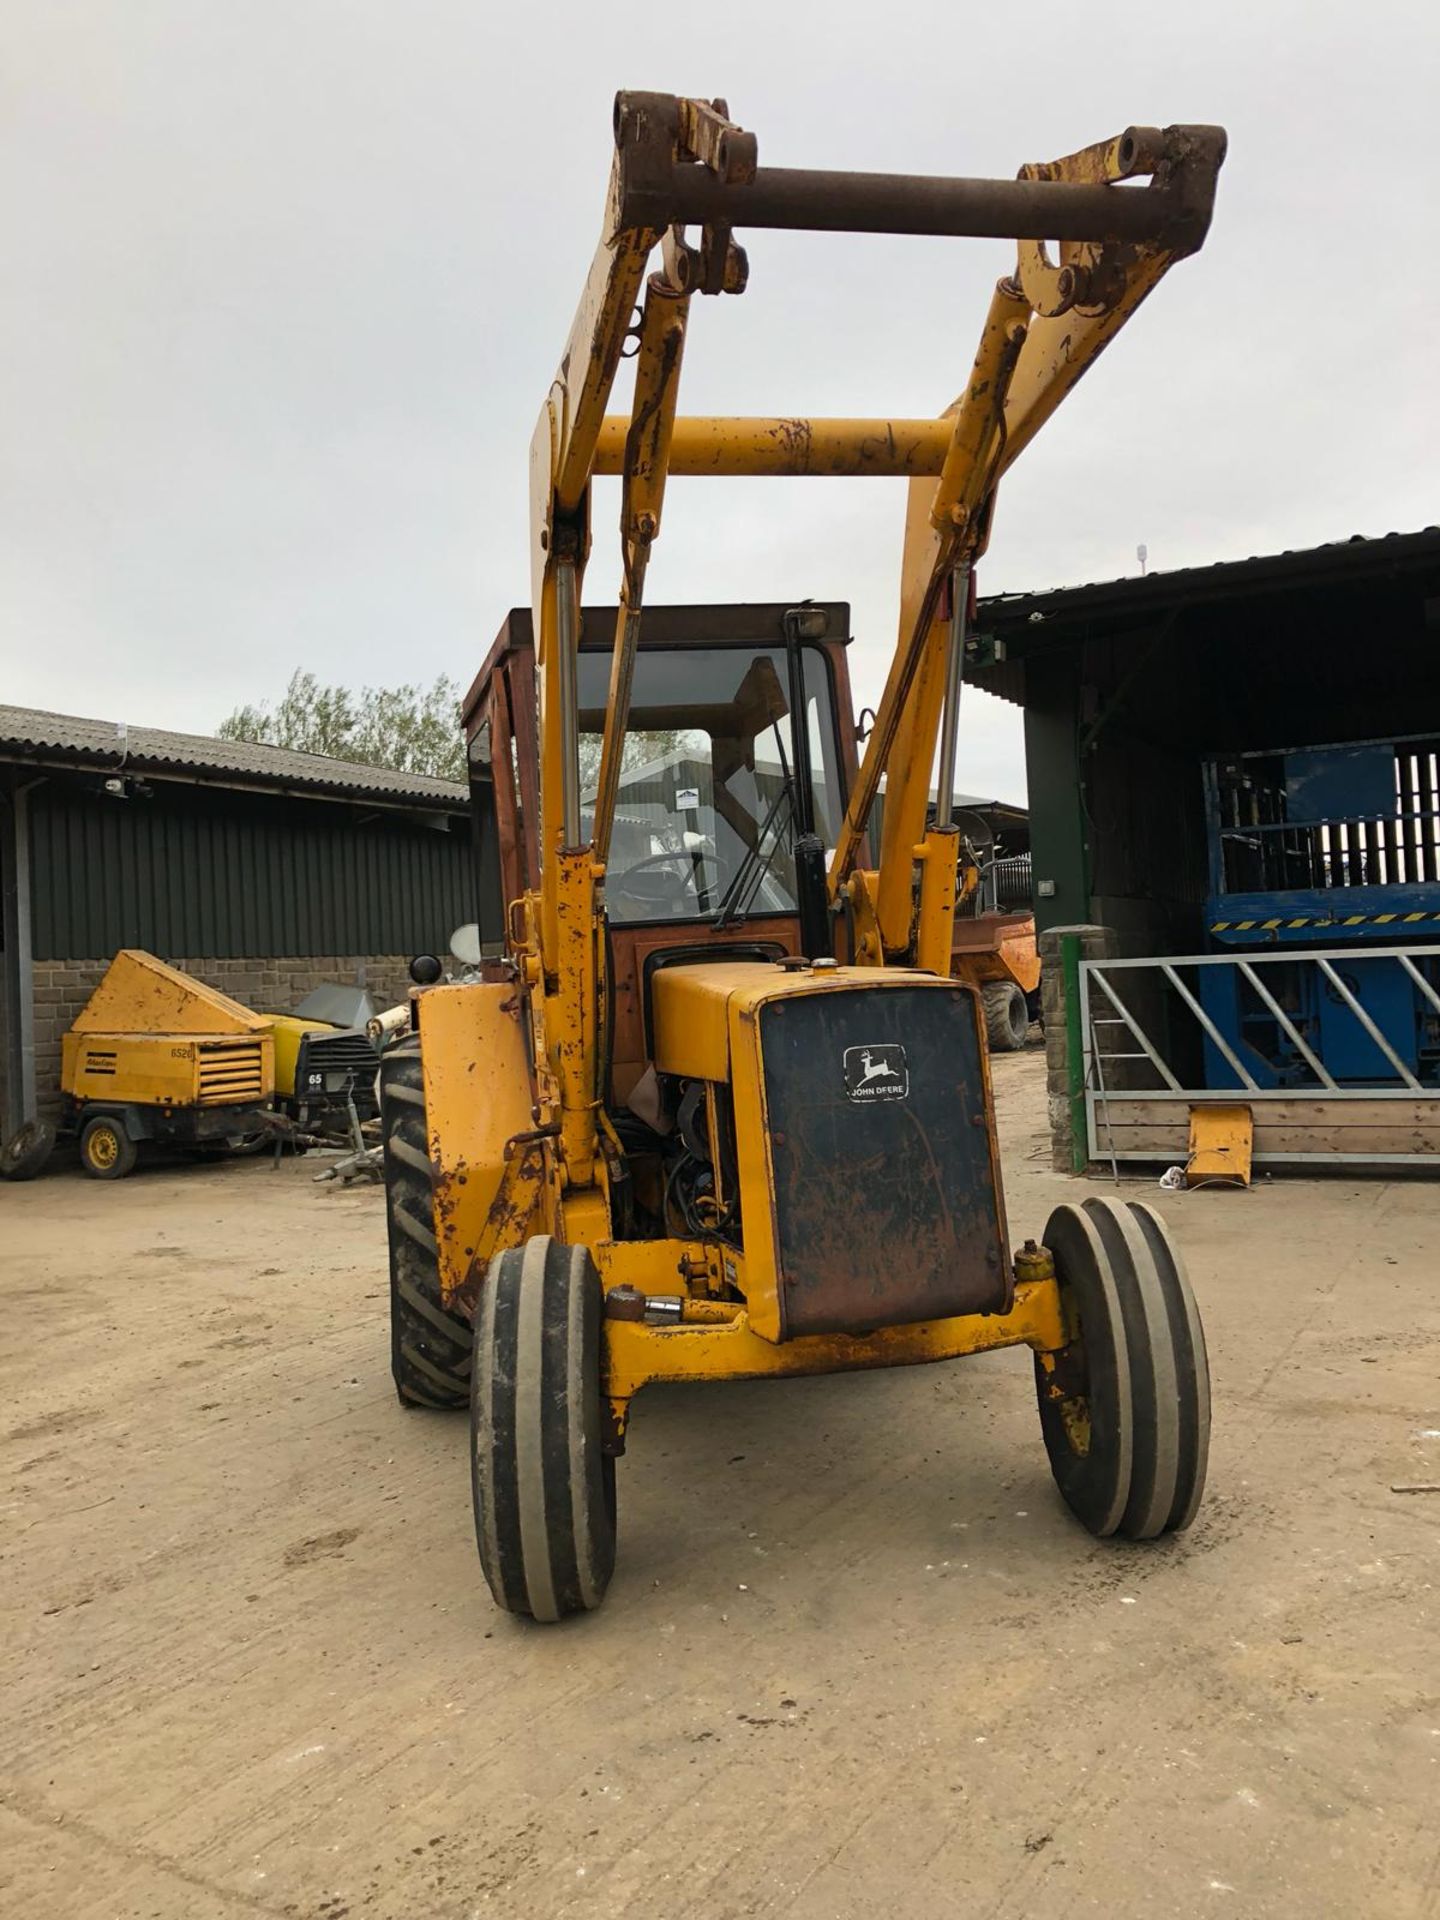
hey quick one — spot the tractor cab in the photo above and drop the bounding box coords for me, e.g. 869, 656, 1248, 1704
461, 600, 861, 1105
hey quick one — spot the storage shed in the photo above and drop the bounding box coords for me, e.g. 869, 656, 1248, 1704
970, 530, 1440, 1171
0, 707, 476, 1135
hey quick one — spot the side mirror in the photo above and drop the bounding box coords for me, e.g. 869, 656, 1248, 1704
449, 923, 483, 968
409, 954, 444, 987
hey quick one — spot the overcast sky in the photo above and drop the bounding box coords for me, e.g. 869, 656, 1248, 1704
2, 2, 1435, 802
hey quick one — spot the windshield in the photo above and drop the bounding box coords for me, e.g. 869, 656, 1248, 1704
578, 643, 844, 924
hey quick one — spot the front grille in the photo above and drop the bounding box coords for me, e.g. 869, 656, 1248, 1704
304, 1030, 379, 1078
761, 984, 1009, 1337
298, 1029, 380, 1116
197, 1039, 265, 1105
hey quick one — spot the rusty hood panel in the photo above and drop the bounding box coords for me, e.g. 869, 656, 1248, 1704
754, 979, 1010, 1339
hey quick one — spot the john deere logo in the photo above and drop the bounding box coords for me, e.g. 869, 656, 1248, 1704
843, 1043, 909, 1103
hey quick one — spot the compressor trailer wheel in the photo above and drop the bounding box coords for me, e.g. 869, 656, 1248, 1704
1035, 1196, 1210, 1538
79, 1113, 137, 1180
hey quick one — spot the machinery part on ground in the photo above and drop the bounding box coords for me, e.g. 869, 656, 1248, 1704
227, 1130, 277, 1157
366, 1003, 411, 1046
79, 1112, 138, 1180
471, 1237, 616, 1623
1, 1119, 55, 1181
315, 1143, 383, 1186
1035, 1196, 1209, 1538
381, 1042, 470, 1409
982, 979, 1030, 1052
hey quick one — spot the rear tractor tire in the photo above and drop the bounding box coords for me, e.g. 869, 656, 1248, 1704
982, 979, 1030, 1052
1034, 1196, 1210, 1539
381, 1041, 471, 1410
471, 1237, 616, 1623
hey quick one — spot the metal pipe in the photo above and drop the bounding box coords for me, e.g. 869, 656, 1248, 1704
1235, 960, 1338, 1091
0, 781, 37, 1133
934, 568, 970, 828
555, 560, 582, 847
1315, 958, 1423, 1090
625, 166, 1190, 244
1161, 962, 1260, 1091
592, 278, 688, 865
591, 577, 645, 867
593, 416, 952, 477
1088, 965, 1183, 1091
1397, 951, 1440, 1021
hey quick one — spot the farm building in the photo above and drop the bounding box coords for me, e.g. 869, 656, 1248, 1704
0, 707, 476, 1134
971, 529, 1440, 1172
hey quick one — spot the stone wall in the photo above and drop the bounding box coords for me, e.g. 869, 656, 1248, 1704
27, 955, 415, 1123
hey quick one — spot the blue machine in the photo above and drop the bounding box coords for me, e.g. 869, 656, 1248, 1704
1198, 735, 1440, 1088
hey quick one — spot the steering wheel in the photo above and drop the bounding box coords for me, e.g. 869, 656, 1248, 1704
610, 848, 730, 914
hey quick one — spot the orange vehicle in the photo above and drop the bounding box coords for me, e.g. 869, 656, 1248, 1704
952, 903, 1040, 1051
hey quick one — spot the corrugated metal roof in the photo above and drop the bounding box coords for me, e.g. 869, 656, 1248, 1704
0, 704, 468, 809
978, 528, 1440, 629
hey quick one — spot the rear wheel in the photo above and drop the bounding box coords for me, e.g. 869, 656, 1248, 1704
982, 979, 1030, 1052
1035, 1196, 1210, 1538
381, 1041, 470, 1409
471, 1237, 616, 1622
79, 1114, 137, 1180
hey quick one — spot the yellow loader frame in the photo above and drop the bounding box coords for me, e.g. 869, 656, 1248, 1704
391, 95, 1225, 1619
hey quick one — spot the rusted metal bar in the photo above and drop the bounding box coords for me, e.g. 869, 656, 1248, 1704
593, 415, 953, 476
621, 165, 1199, 246
934, 565, 971, 827
592, 279, 690, 866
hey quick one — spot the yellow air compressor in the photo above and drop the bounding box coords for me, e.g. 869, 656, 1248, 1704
59, 951, 276, 1178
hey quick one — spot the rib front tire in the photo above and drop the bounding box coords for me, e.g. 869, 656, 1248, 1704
1035, 1196, 1210, 1540
471, 1237, 616, 1623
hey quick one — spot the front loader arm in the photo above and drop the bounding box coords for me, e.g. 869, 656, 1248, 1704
527, 96, 750, 1189
835, 124, 1227, 959
521, 96, 1224, 1201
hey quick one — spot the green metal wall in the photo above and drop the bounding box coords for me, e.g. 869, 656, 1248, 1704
28, 776, 474, 960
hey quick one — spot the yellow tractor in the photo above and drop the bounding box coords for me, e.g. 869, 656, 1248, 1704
381, 95, 1227, 1619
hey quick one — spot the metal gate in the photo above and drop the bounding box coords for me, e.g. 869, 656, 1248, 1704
1079, 945, 1440, 1168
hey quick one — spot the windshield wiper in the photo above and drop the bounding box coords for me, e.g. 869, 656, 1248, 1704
713, 782, 795, 929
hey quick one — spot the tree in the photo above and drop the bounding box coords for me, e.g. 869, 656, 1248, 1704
218, 671, 466, 781
577, 726, 692, 795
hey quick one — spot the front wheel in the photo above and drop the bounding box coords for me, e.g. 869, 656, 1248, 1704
471, 1237, 616, 1622
1034, 1196, 1210, 1539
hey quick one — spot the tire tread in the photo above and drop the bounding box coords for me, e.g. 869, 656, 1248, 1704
381, 1042, 469, 1410
471, 1237, 615, 1622
982, 980, 1029, 1052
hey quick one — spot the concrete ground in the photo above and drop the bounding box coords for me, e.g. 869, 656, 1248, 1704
2, 1050, 1439, 1920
